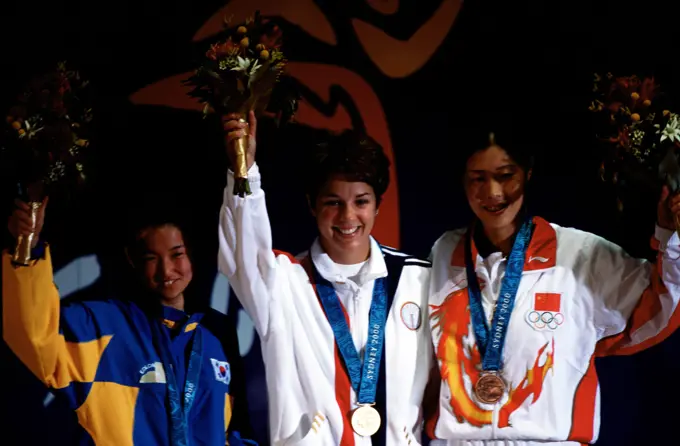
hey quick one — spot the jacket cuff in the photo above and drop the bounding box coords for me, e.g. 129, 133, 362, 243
226, 163, 261, 194
653, 225, 676, 252
10, 237, 46, 266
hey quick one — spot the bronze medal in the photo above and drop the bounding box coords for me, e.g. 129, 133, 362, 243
474, 372, 506, 404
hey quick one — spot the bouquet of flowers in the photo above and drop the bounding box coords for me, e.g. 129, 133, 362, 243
589, 72, 680, 213
184, 10, 299, 196
0, 61, 94, 264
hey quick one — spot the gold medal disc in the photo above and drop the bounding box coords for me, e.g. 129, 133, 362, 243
351, 405, 381, 437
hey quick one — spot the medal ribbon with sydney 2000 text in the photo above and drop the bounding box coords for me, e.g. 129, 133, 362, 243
312, 264, 388, 437
150, 319, 204, 446
464, 217, 533, 404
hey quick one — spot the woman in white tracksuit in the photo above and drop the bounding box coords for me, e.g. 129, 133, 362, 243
426, 116, 680, 445
219, 112, 433, 446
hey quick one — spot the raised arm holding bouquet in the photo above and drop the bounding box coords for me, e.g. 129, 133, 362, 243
0, 61, 93, 264
589, 72, 680, 225
184, 10, 299, 197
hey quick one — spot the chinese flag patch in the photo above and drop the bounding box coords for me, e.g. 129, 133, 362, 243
534, 293, 561, 312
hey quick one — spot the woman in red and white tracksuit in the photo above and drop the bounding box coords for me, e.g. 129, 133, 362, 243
219, 113, 433, 445
426, 117, 680, 445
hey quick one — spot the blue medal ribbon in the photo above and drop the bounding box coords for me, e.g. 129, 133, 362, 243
312, 266, 388, 406
464, 218, 533, 372
151, 318, 204, 446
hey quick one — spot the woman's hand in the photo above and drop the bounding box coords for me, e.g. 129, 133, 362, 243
7, 197, 48, 248
222, 110, 257, 171
657, 185, 680, 231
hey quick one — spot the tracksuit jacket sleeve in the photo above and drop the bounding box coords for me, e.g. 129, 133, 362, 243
2, 244, 117, 406
586, 225, 680, 355
218, 163, 279, 337
222, 317, 257, 444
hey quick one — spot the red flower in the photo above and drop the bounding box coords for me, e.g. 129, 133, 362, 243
613, 75, 639, 91
206, 38, 237, 60
616, 127, 631, 149
260, 25, 282, 49
607, 102, 623, 113
52, 98, 65, 114
638, 77, 656, 103
58, 76, 71, 96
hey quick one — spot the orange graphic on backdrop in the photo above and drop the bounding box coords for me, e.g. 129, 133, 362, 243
192, 0, 336, 45
430, 288, 555, 428
353, 0, 462, 77
367, 0, 399, 15
128, 0, 461, 248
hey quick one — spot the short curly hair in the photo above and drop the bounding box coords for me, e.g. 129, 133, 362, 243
304, 130, 391, 206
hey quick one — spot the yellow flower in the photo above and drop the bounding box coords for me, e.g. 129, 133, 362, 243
643, 100, 651, 107
11, 121, 21, 130
663, 110, 671, 117
240, 37, 249, 48
237, 26, 247, 34
588, 100, 603, 112
631, 113, 641, 121
259, 50, 270, 60
631, 92, 640, 100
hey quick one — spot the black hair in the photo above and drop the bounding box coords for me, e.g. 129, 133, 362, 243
454, 112, 537, 179
304, 129, 391, 206
454, 110, 542, 221
110, 200, 210, 314
122, 204, 192, 263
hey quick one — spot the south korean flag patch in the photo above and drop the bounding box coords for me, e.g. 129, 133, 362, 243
210, 358, 231, 385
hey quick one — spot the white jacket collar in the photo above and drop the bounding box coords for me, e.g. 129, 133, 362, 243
310, 236, 387, 286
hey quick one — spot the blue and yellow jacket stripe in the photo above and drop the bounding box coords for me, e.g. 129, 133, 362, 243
2, 246, 252, 445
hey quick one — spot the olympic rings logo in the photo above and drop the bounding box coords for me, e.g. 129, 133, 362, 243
526, 311, 564, 330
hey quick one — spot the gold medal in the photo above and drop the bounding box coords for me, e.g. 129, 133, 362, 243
351, 405, 381, 437
474, 372, 506, 404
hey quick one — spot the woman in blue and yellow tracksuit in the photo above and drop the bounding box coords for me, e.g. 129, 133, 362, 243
3, 198, 256, 446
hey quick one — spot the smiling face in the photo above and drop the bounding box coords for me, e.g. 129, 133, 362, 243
311, 175, 377, 265
464, 144, 529, 239
132, 224, 193, 309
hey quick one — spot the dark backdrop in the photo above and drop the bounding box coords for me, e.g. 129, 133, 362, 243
1, 0, 679, 444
